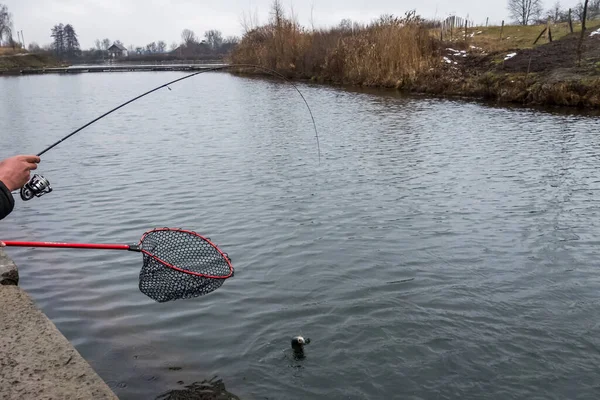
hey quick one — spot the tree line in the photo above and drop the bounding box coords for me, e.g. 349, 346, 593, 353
84, 29, 239, 59
0, 2, 240, 61
50, 23, 80, 59
0, 3, 13, 46
508, 0, 600, 26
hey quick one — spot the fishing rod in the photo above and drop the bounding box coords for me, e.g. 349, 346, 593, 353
18, 63, 321, 202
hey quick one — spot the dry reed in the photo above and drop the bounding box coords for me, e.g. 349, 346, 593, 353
230, 5, 438, 88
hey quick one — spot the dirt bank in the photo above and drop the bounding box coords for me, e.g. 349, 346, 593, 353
0, 53, 66, 73
405, 31, 600, 108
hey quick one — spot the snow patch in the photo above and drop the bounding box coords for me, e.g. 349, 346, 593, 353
504, 52, 517, 60
591, 28, 600, 37
443, 57, 452, 64
448, 49, 468, 57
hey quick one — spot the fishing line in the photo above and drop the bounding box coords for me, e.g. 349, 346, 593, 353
19, 63, 321, 201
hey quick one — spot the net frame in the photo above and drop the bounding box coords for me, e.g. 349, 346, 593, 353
137, 228, 234, 302
138, 228, 234, 279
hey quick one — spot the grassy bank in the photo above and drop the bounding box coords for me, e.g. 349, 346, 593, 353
230, 7, 600, 108
0, 51, 66, 73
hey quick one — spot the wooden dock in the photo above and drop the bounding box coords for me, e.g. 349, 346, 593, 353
19, 64, 229, 75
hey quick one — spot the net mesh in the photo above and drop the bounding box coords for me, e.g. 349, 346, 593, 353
137, 229, 233, 303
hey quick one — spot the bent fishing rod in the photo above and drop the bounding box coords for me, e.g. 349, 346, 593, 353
18, 63, 321, 202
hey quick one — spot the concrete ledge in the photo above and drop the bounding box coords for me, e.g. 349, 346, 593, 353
0, 248, 19, 285
0, 250, 118, 400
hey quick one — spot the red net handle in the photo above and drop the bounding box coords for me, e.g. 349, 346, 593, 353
1, 241, 135, 250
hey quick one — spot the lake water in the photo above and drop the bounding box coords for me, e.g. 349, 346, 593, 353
1, 71, 600, 399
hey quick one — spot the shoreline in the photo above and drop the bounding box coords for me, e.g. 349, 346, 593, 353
3, 57, 600, 112
227, 67, 600, 112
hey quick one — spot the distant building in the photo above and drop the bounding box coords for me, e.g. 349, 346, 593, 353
108, 43, 128, 58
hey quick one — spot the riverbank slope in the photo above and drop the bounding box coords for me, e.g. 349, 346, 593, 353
410, 29, 600, 108
230, 14, 600, 109
0, 53, 65, 73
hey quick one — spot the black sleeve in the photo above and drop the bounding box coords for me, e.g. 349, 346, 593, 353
0, 180, 15, 221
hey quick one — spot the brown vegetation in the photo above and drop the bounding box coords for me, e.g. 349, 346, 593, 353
0, 53, 64, 73
231, 6, 438, 88
230, 1, 600, 108
0, 46, 25, 55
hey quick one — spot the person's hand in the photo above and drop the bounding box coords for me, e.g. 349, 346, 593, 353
0, 155, 41, 191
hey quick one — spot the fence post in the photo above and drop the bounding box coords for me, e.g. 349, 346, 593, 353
569, 8, 574, 33
577, 0, 590, 66
486, 17, 489, 27
533, 27, 548, 44
500, 20, 504, 40
465, 18, 468, 40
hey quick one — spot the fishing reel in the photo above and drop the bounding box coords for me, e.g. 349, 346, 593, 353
20, 174, 52, 201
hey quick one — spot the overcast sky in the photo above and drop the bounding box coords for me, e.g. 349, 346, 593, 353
3, 0, 571, 50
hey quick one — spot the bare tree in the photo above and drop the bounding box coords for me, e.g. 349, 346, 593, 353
28, 42, 41, 52
220, 36, 239, 53
145, 41, 157, 53
170, 41, 178, 51
239, 8, 260, 34
592, 0, 600, 17
339, 18, 354, 32
508, 0, 543, 25
578, 0, 600, 19
157, 40, 166, 53
552, 1, 562, 20
544, 1, 569, 22
181, 29, 197, 46
269, 0, 286, 58
0, 3, 13, 45
270, 0, 285, 28
101, 38, 111, 50
204, 30, 223, 50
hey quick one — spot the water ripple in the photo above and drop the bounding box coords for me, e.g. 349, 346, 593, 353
1, 73, 600, 399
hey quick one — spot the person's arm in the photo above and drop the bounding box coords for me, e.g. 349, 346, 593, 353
0, 155, 41, 221
0, 179, 14, 221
